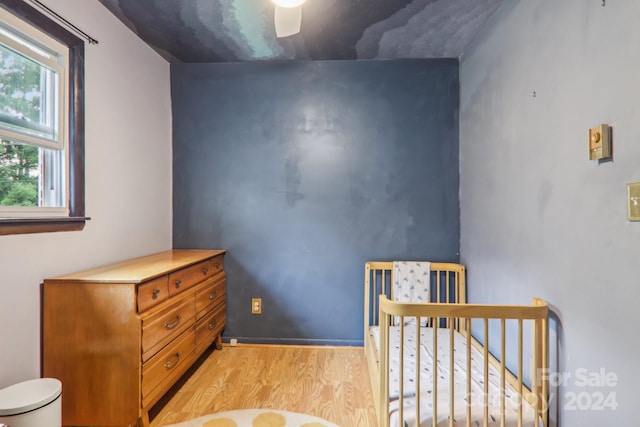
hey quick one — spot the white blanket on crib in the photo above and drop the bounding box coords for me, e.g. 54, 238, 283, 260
371, 326, 541, 427
393, 261, 430, 327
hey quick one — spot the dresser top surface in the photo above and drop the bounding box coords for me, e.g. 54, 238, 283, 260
45, 249, 226, 284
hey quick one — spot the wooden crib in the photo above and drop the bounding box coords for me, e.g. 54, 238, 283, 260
364, 262, 549, 427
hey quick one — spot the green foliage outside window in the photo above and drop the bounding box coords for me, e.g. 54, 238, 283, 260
0, 141, 39, 206
0, 43, 43, 207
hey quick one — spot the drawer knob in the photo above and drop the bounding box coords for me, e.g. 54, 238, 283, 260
164, 352, 182, 369
152, 289, 161, 300
202, 267, 209, 275
215, 263, 221, 269
208, 291, 218, 300
164, 314, 182, 330
208, 319, 218, 330
174, 279, 182, 289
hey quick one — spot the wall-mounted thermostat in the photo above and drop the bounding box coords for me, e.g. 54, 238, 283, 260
589, 124, 612, 160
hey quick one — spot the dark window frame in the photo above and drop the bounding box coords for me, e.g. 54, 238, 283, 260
0, 0, 88, 235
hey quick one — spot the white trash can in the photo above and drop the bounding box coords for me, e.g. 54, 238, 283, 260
0, 378, 62, 427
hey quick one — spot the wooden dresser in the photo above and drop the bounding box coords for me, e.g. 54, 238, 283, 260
42, 249, 227, 427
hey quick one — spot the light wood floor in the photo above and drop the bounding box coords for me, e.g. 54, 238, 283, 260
149, 344, 378, 427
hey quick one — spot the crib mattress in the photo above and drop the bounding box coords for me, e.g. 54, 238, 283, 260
370, 326, 540, 427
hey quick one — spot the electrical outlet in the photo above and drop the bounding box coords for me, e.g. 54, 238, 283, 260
229, 338, 238, 347
252, 298, 262, 314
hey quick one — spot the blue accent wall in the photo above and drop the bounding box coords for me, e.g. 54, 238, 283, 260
172, 59, 459, 345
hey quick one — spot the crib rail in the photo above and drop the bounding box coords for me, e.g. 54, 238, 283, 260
378, 297, 549, 427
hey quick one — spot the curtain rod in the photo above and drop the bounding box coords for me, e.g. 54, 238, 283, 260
28, 0, 99, 45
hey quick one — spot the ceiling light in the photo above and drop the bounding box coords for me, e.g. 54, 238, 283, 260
272, 0, 305, 8
272, 0, 305, 38
274, 6, 301, 38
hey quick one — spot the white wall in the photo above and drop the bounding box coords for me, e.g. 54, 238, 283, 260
0, 0, 172, 388
460, 0, 640, 425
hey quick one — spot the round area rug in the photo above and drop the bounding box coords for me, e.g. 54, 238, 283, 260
161, 409, 340, 427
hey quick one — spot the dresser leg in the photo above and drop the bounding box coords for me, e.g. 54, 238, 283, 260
215, 334, 223, 350
138, 411, 150, 427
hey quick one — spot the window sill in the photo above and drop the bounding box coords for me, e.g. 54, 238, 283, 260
0, 216, 90, 236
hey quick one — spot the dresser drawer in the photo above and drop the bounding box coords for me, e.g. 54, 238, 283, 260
137, 275, 169, 313
195, 303, 226, 354
141, 326, 196, 402
195, 274, 226, 320
208, 254, 224, 276
141, 290, 195, 361
168, 256, 223, 296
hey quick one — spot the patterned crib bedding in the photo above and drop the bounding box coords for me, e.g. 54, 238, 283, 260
370, 326, 540, 427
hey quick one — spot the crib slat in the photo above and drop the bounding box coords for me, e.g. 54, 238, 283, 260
466, 317, 471, 427
461, 271, 464, 303
433, 318, 438, 427
518, 319, 523, 427
444, 271, 453, 326
454, 272, 459, 328
416, 320, 421, 427
373, 271, 378, 325
399, 317, 404, 426
450, 318, 455, 427
381, 311, 391, 427
542, 315, 549, 427
484, 319, 489, 427
501, 319, 506, 427
532, 318, 541, 421
380, 271, 384, 317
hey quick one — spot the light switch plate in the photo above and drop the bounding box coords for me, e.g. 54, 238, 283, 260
628, 183, 640, 221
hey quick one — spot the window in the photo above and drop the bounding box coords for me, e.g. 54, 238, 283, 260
0, 1, 86, 235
